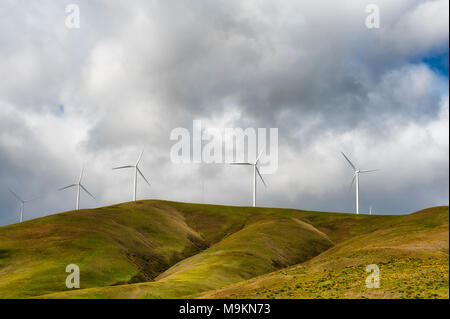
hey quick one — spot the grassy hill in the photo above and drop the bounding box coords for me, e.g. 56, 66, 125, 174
0, 201, 447, 299
0, 201, 211, 298
195, 206, 449, 299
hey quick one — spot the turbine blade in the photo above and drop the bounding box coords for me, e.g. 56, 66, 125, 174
24, 195, 43, 203
348, 174, 356, 192
137, 167, 151, 187
359, 169, 379, 173
8, 189, 23, 202
255, 150, 264, 163
58, 184, 77, 191
341, 152, 356, 171
80, 184, 96, 200
255, 166, 267, 187
112, 165, 134, 170
79, 166, 84, 183
137, 149, 144, 165
229, 162, 252, 165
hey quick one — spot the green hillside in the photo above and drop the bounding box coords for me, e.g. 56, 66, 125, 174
0, 201, 208, 298
0, 201, 447, 299
196, 206, 449, 299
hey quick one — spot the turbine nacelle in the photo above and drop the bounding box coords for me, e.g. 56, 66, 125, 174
230, 150, 267, 207
8, 188, 40, 223
341, 151, 379, 215
58, 167, 95, 211
112, 149, 151, 202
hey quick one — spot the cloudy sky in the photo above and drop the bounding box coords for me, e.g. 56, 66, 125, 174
0, 0, 448, 226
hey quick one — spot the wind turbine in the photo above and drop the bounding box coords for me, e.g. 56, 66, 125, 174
341, 152, 378, 215
8, 189, 39, 223
369, 206, 372, 215
230, 151, 266, 207
112, 149, 150, 202
58, 167, 95, 210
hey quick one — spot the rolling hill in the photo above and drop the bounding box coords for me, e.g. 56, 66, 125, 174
0, 201, 447, 299
195, 206, 449, 299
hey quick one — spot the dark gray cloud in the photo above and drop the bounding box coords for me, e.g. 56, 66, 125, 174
0, 0, 448, 226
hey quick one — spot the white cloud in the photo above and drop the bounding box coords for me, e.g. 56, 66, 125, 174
0, 0, 448, 225
382, 0, 449, 56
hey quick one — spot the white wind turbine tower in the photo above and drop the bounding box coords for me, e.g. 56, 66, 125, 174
58, 167, 95, 210
113, 149, 150, 202
341, 152, 378, 215
230, 151, 267, 207
8, 189, 39, 223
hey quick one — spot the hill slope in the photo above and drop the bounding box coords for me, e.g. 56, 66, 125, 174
0, 201, 447, 299
41, 216, 335, 298
195, 206, 449, 299
0, 201, 211, 298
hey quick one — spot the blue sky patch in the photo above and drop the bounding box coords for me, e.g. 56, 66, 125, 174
422, 51, 449, 77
